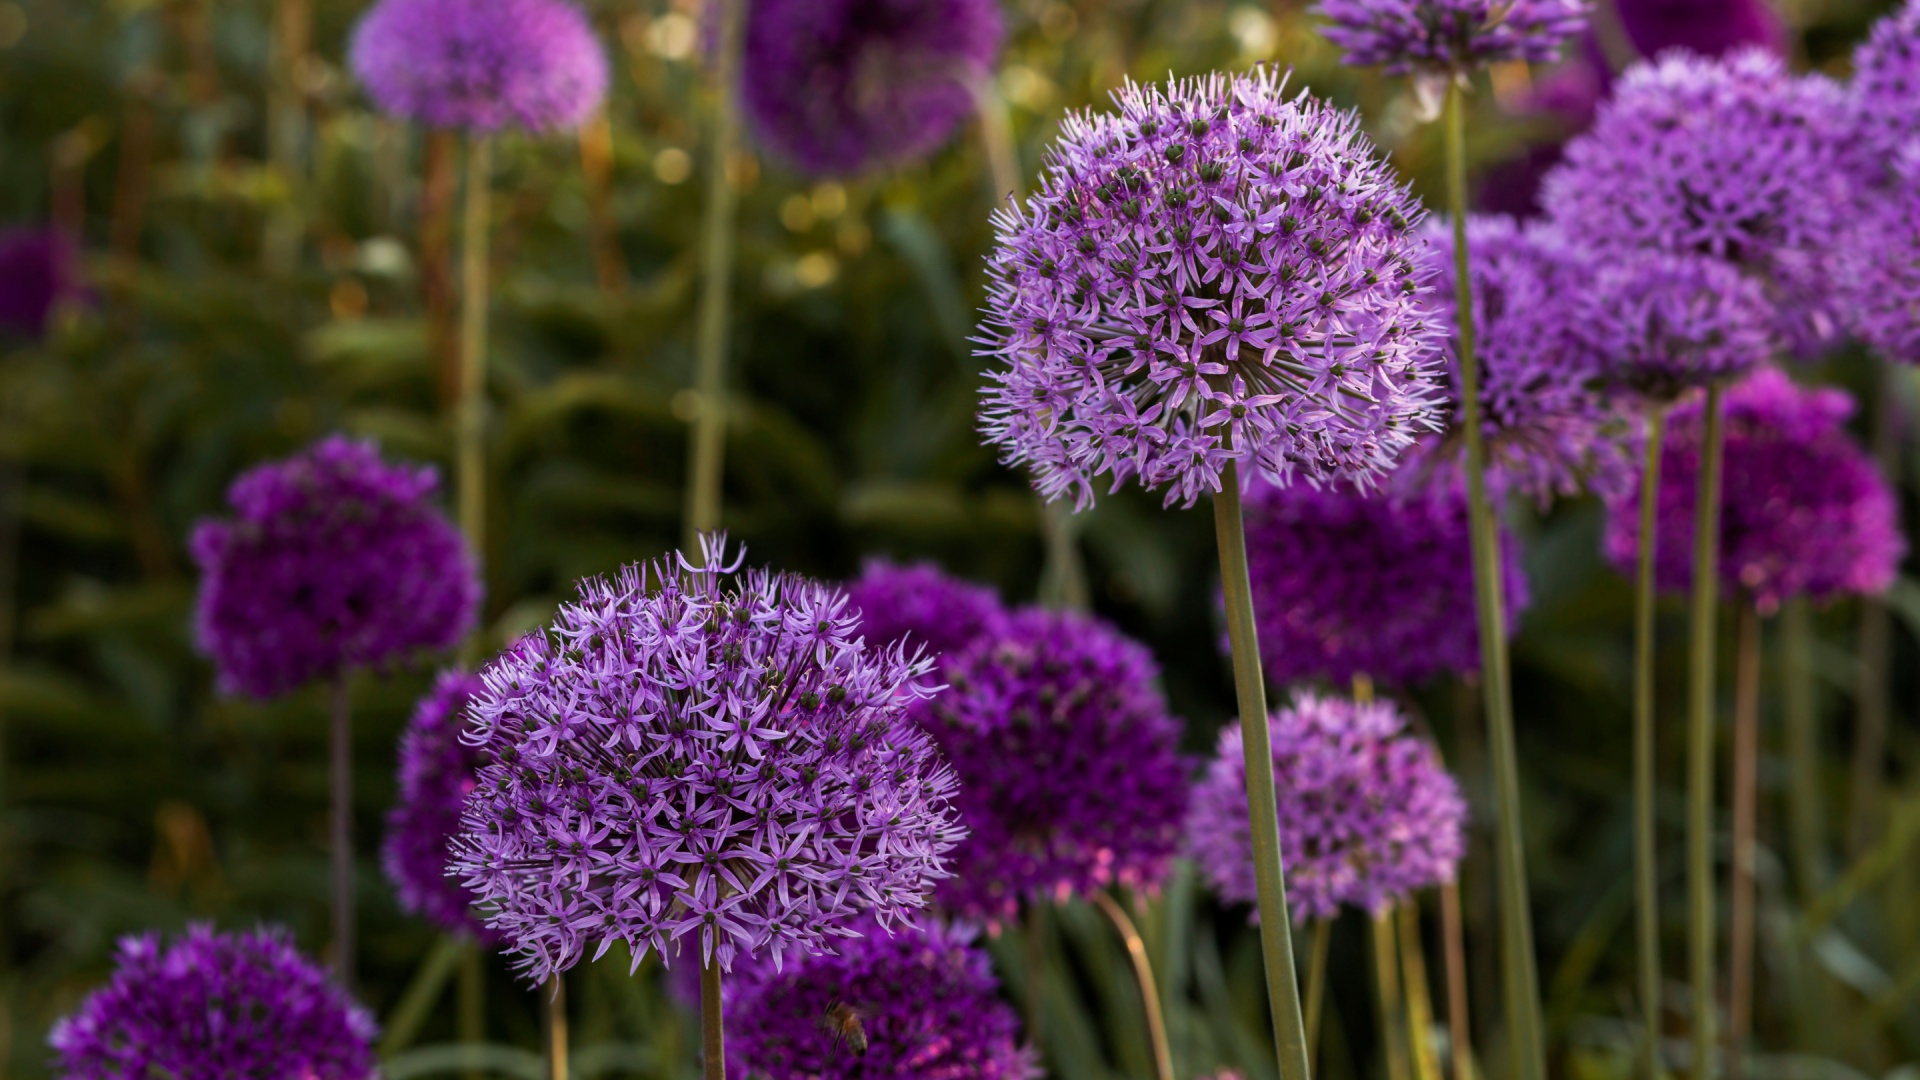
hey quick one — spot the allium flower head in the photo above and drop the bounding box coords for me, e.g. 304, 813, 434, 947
1850, 0, 1920, 178
190, 435, 480, 699
349, 0, 608, 134
977, 68, 1444, 510
1314, 0, 1590, 76
1614, 0, 1787, 61
1838, 145, 1920, 363
1604, 369, 1906, 613
921, 608, 1190, 924
384, 671, 496, 941
742, 0, 1004, 175
1578, 250, 1773, 401
0, 226, 82, 339
727, 921, 1038, 1080
451, 536, 964, 983
1542, 49, 1849, 355
1187, 691, 1467, 921
843, 560, 1008, 670
1242, 475, 1527, 687
48, 925, 378, 1080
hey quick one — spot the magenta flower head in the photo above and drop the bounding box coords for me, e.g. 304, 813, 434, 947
1314, 0, 1589, 76
843, 560, 1009, 670
0, 226, 83, 339
1411, 214, 1625, 502
920, 608, 1190, 925
189, 435, 480, 699
1187, 691, 1467, 921
742, 0, 1004, 175
1849, 0, 1920, 179
727, 920, 1038, 1080
977, 68, 1444, 510
349, 0, 608, 134
1604, 369, 1906, 614
384, 671, 497, 941
1838, 146, 1920, 363
1542, 49, 1849, 356
1577, 250, 1773, 402
451, 535, 965, 983
1242, 475, 1527, 687
1614, 0, 1787, 61
48, 924, 378, 1080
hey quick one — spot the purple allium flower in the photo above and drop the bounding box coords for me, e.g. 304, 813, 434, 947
727, 920, 1038, 1080
384, 671, 498, 941
1410, 214, 1626, 502
742, 0, 1004, 175
920, 608, 1190, 925
190, 435, 480, 699
1603, 368, 1906, 614
977, 69, 1444, 510
1849, 0, 1920, 177
349, 0, 608, 134
450, 535, 965, 984
843, 560, 1009, 670
48, 924, 378, 1080
1577, 250, 1773, 401
1838, 146, 1920, 363
0, 226, 82, 339
1313, 0, 1590, 75
1614, 0, 1788, 62
1541, 49, 1849, 356
1242, 475, 1527, 687
1187, 691, 1467, 922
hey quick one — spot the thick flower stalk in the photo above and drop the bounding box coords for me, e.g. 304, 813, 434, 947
384, 671, 496, 941
1314, 0, 1589, 76
843, 560, 1009, 672
742, 0, 1005, 175
726, 920, 1038, 1080
451, 535, 965, 985
48, 925, 378, 1080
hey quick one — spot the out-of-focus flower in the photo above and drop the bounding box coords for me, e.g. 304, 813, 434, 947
1578, 250, 1773, 401
1188, 692, 1467, 921
742, 0, 1004, 175
349, 0, 608, 134
48, 925, 378, 1080
451, 535, 965, 984
1848, 0, 1920, 178
190, 435, 479, 699
1604, 369, 1905, 614
977, 68, 1442, 510
1614, 0, 1788, 62
843, 560, 1008, 671
0, 226, 82, 339
384, 671, 497, 941
1314, 0, 1589, 76
1838, 146, 1920, 363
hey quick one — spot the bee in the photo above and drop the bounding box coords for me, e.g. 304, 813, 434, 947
821, 999, 870, 1057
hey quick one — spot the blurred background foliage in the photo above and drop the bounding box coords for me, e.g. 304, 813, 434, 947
0, 0, 1916, 1077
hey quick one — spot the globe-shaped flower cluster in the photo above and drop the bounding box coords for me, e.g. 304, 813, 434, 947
1613, 0, 1787, 61
49, 925, 378, 1080
1314, 0, 1590, 75
727, 921, 1038, 1080
843, 560, 1009, 671
743, 0, 1005, 175
1849, 0, 1920, 178
451, 537, 965, 982
1243, 475, 1527, 687
350, 0, 608, 134
1187, 692, 1467, 921
1604, 369, 1906, 614
190, 435, 479, 699
978, 68, 1443, 510
1838, 147, 1920, 364
1577, 250, 1773, 402
384, 671, 496, 941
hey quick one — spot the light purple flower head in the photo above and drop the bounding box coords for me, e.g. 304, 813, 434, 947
1242, 474, 1527, 687
384, 671, 499, 942
1604, 368, 1906, 614
1187, 691, 1467, 922
1542, 49, 1850, 357
1849, 0, 1920, 180
727, 920, 1038, 1080
920, 607, 1190, 925
450, 535, 965, 984
977, 68, 1444, 510
48, 925, 378, 1080
0, 226, 83, 339
1314, 0, 1589, 75
1838, 145, 1920, 363
843, 560, 1009, 671
190, 435, 480, 699
742, 0, 1004, 175
349, 0, 608, 134
1578, 250, 1774, 401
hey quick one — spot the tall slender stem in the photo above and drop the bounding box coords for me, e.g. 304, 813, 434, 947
1782, 599, 1824, 901
547, 973, 570, 1080
422, 131, 459, 407
1849, 366, 1900, 856
1728, 603, 1761, 1080
1092, 890, 1176, 1080
329, 670, 355, 989
1373, 910, 1412, 1080
459, 942, 485, 1080
579, 110, 626, 295
1306, 918, 1332, 1072
1399, 904, 1442, 1080
377, 934, 463, 1055
701, 959, 727, 1080
458, 135, 492, 581
682, 0, 745, 549
1439, 882, 1472, 1080
263, 0, 309, 273
1633, 405, 1667, 1079
1686, 382, 1728, 1078
1214, 459, 1314, 1080
1442, 79, 1545, 1080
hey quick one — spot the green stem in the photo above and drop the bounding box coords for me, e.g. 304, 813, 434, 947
1092, 890, 1176, 1080
1633, 406, 1667, 1080
457, 134, 491, 602
1213, 459, 1314, 1080
1848, 366, 1900, 857
1306, 918, 1331, 1073
1439, 881, 1472, 1080
547, 973, 570, 1080
329, 669, 355, 990
1728, 603, 1761, 1080
1373, 909, 1411, 1080
701, 959, 726, 1080
1687, 382, 1728, 1079
377, 934, 463, 1056
682, 0, 745, 549
1442, 78, 1546, 1080
1399, 904, 1442, 1080
1782, 599, 1823, 901
459, 942, 485, 1080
